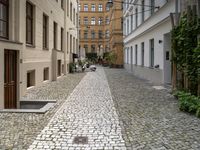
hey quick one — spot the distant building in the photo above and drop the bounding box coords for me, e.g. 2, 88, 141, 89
123, 0, 177, 84
0, 0, 78, 109
79, 0, 123, 67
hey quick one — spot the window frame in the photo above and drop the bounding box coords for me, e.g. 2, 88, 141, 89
98, 4, 103, 12
26, 1, 34, 45
84, 4, 88, 11
0, 0, 9, 39
43, 14, 48, 49
91, 4, 95, 11
53, 22, 58, 49
150, 39, 154, 67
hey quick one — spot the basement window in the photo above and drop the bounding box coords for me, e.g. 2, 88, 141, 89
57, 60, 61, 76
27, 70, 35, 88
43, 67, 49, 81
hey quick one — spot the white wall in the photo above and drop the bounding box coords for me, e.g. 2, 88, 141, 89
123, 0, 175, 84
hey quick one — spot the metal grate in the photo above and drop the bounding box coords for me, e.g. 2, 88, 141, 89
73, 136, 88, 144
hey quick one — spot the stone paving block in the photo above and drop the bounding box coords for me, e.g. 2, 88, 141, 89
28, 68, 126, 149
104, 68, 200, 150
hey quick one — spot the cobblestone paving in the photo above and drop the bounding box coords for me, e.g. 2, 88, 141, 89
104, 68, 200, 150
28, 67, 126, 150
0, 73, 85, 150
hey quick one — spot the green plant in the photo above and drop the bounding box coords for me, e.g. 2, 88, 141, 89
171, 11, 200, 95
105, 52, 117, 66
196, 106, 200, 118
175, 90, 200, 117
69, 62, 76, 73
86, 53, 97, 62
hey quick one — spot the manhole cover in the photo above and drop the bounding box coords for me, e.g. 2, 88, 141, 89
73, 136, 88, 144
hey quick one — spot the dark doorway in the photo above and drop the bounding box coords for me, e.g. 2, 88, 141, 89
4, 50, 17, 109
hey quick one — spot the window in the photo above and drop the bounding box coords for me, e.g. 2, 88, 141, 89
130, 46, 133, 64
27, 70, 35, 88
84, 30, 88, 39
150, 0, 155, 15
61, 28, 64, 51
84, 17, 88, 25
73, 8, 75, 24
67, 0, 69, 16
141, 42, 144, 66
70, 34, 72, 53
70, 2, 72, 20
76, 13, 78, 27
43, 14, 48, 49
106, 4, 110, 11
135, 45, 138, 65
106, 17, 109, 24
67, 32, 69, 53
91, 4, 95, 11
0, 0, 9, 39
98, 4, 103, 11
79, 30, 81, 38
105, 30, 110, 38
84, 4, 88, 11
141, 0, 145, 22
73, 37, 75, 53
79, 4, 81, 11
99, 30, 103, 39
127, 19, 129, 34
98, 17, 103, 25
57, 60, 61, 76
91, 17, 96, 25
26, 2, 34, 45
127, 47, 129, 64
130, 14, 133, 31
135, 8, 138, 28
150, 39, 154, 67
53, 22, 57, 49
91, 30, 95, 39
79, 17, 81, 25
43, 67, 49, 81
61, 0, 64, 9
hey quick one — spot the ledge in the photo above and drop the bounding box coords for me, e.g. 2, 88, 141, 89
0, 100, 56, 114
0, 39, 23, 45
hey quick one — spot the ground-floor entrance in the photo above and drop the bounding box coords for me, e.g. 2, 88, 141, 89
4, 50, 17, 109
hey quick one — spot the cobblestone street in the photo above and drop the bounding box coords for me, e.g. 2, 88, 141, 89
28, 67, 126, 150
0, 73, 85, 150
105, 68, 200, 150
1, 67, 200, 150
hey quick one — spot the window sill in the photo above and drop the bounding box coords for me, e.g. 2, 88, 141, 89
0, 38, 23, 45
43, 48, 49, 51
27, 86, 35, 90
43, 80, 49, 83
26, 44, 35, 48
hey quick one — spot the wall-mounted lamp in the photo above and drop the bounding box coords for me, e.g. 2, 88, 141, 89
154, 64, 160, 68
159, 40, 163, 44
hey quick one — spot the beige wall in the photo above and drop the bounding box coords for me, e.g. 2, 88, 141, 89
0, 0, 78, 109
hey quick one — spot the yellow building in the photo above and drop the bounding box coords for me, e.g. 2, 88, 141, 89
79, 0, 123, 67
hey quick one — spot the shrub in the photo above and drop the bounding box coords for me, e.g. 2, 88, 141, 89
69, 62, 76, 73
175, 91, 200, 118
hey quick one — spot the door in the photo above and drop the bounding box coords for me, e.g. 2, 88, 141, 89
4, 50, 17, 109
164, 33, 172, 84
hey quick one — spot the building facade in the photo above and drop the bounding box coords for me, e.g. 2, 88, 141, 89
123, 0, 177, 84
79, 0, 123, 66
0, 0, 78, 109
